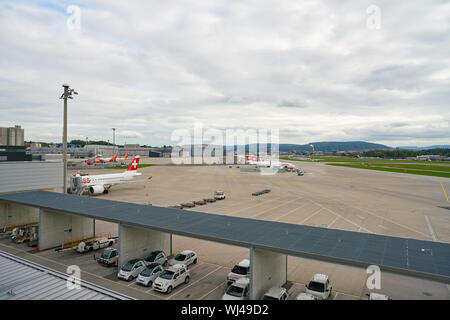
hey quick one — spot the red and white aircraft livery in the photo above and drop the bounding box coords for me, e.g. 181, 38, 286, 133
77, 155, 142, 195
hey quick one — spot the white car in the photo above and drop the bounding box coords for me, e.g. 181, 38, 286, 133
168, 250, 197, 267
305, 274, 332, 299
227, 259, 250, 286
152, 264, 190, 294
261, 287, 289, 300
144, 250, 168, 266
136, 263, 164, 287
222, 278, 250, 300
117, 259, 146, 281
296, 293, 319, 300
367, 293, 391, 300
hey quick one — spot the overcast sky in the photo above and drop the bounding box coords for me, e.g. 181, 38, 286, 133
0, 0, 449, 147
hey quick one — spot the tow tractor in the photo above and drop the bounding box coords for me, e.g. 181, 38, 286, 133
97, 248, 119, 266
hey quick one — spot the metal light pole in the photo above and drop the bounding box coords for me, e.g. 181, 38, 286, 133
112, 128, 116, 145
60, 84, 78, 194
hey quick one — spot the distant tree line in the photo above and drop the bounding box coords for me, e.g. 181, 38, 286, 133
362, 148, 449, 158
69, 139, 115, 147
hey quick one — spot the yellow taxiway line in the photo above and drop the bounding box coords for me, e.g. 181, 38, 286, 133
441, 182, 450, 203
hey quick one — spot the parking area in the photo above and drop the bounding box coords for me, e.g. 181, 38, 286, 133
1, 160, 448, 300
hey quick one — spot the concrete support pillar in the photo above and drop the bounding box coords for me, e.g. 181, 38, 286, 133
0, 203, 38, 230
39, 209, 94, 250
250, 247, 287, 300
118, 224, 171, 268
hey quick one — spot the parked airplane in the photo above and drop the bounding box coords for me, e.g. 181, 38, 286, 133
95, 153, 118, 163
72, 156, 142, 195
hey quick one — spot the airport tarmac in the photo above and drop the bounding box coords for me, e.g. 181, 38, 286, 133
28, 159, 449, 299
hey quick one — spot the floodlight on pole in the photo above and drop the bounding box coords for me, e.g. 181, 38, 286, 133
60, 84, 77, 194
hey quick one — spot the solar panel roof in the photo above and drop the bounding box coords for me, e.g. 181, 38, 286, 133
1, 191, 449, 282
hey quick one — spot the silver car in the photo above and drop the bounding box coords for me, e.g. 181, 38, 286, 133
144, 250, 168, 266
117, 259, 146, 281
136, 263, 164, 287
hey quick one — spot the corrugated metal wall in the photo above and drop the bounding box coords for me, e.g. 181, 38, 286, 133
0, 161, 63, 193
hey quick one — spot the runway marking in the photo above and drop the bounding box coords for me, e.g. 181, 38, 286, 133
356, 215, 365, 220
424, 216, 437, 242
165, 266, 222, 300
378, 224, 388, 230
333, 292, 339, 300
328, 216, 340, 228
273, 202, 311, 221
231, 195, 291, 215
248, 197, 304, 219
440, 182, 450, 203
298, 208, 322, 224
353, 205, 431, 239
306, 198, 372, 233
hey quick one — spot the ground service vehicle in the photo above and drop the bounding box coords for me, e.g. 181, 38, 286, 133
136, 263, 164, 287
97, 248, 118, 266
222, 278, 250, 300
76, 238, 115, 253
117, 259, 146, 281
169, 250, 197, 266
214, 191, 225, 200
305, 274, 332, 299
144, 250, 168, 266
262, 287, 289, 300
152, 264, 190, 294
227, 259, 250, 286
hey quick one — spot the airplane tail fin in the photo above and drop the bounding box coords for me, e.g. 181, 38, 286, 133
126, 155, 140, 171
124, 153, 129, 159
110, 153, 118, 162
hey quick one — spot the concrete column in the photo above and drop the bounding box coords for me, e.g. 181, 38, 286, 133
119, 224, 171, 268
0, 203, 38, 230
39, 209, 94, 250
250, 247, 287, 300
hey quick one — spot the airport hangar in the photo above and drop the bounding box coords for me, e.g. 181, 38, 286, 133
0, 191, 449, 300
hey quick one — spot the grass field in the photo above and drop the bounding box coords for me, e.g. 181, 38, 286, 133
327, 163, 450, 178
281, 157, 450, 165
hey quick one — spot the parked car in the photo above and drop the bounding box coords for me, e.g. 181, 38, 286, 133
261, 287, 289, 300
227, 259, 250, 286
152, 264, 190, 294
305, 274, 332, 299
194, 200, 206, 205
367, 293, 392, 300
136, 263, 164, 287
214, 191, 225, 200
296, 293, 319, 300
97, 248, 118, 266
222, 278, 250, 300
117, 259, 146, 281
169, 250, 197, 267
76, 238, 115, 253
144, 250, 168, 266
